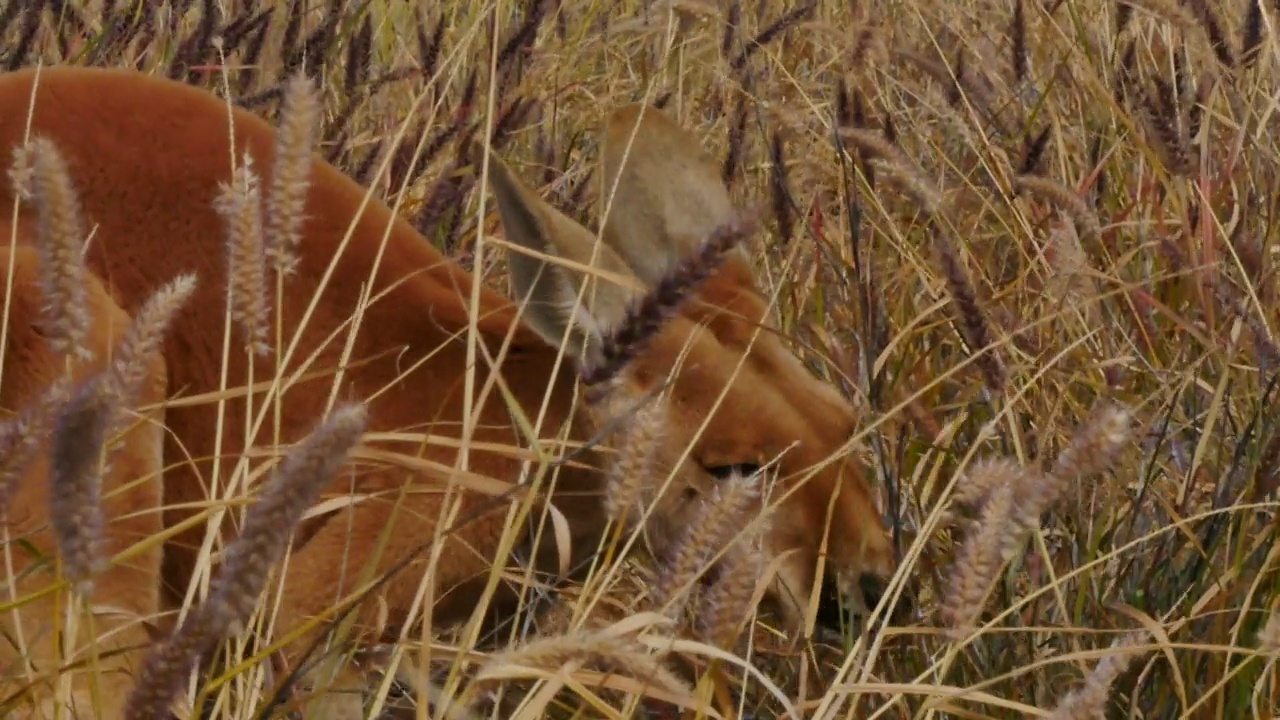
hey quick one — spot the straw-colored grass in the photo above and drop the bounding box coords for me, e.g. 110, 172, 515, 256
3, 0, 1280, 717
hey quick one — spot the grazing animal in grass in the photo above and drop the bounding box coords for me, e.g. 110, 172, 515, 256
0, 66, 898, 717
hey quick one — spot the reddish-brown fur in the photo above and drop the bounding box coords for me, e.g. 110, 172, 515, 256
0, 67, 896, 717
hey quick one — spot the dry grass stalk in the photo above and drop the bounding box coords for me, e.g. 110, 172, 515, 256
1010, 0, 1028, 83
121, 601, 223, 720
214, 154, 270, 356
1212, 281, 1280, 374
1183, 0, 1234, 68
728, 0, 816, 75
123, 403, 367, 720
7, 141, 34, 199
722, 89, 750, 186
1026, 404, 1131, 528
769, 130, 795, 246
1254, 433, 1280, 502
471, 626, 691, 702
19, 137, 92, 362
1042, 214, 1098, 308
216, 403, 366, 632
1046, 632, 1149, 718
1241, 0, 1265, 68
1021, 127, 1053, 176
264, 71, 321, 275
839, 124, 1006, 392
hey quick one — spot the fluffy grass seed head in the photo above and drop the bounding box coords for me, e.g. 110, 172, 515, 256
123, 403, 367, 720
19, 137, 93, 362
48, 374, 115, 593
1047, 632, 1150, 719
214, 154, 271, 356
108, 273, 198, 410
650, 469, 762, 620
0, 378, 68, 514
603, 391, 666, 526
941, 482, 1015, 640
696, 523, 766, 650
265, 71, 321, 275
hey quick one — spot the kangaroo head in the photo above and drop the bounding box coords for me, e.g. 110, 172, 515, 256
485, 103, 899, 633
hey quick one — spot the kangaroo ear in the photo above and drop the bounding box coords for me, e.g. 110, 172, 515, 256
485, 151, 642, 361
597, 104, 745, 286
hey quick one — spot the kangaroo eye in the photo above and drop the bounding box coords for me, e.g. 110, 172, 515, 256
703, 463, 762, 481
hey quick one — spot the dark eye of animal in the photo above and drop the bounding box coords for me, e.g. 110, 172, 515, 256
704, 463, 761, 481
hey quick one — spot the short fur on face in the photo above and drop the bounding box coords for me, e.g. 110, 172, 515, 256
485, 103, 898, 628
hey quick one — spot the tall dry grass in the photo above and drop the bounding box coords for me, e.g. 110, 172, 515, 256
3, 0, 1280, 717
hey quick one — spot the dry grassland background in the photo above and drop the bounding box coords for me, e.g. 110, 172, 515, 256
4, 0, 1280, 718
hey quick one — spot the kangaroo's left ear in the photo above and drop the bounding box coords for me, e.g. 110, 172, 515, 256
596, 104, 747, 286
484, 150, 643, 362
